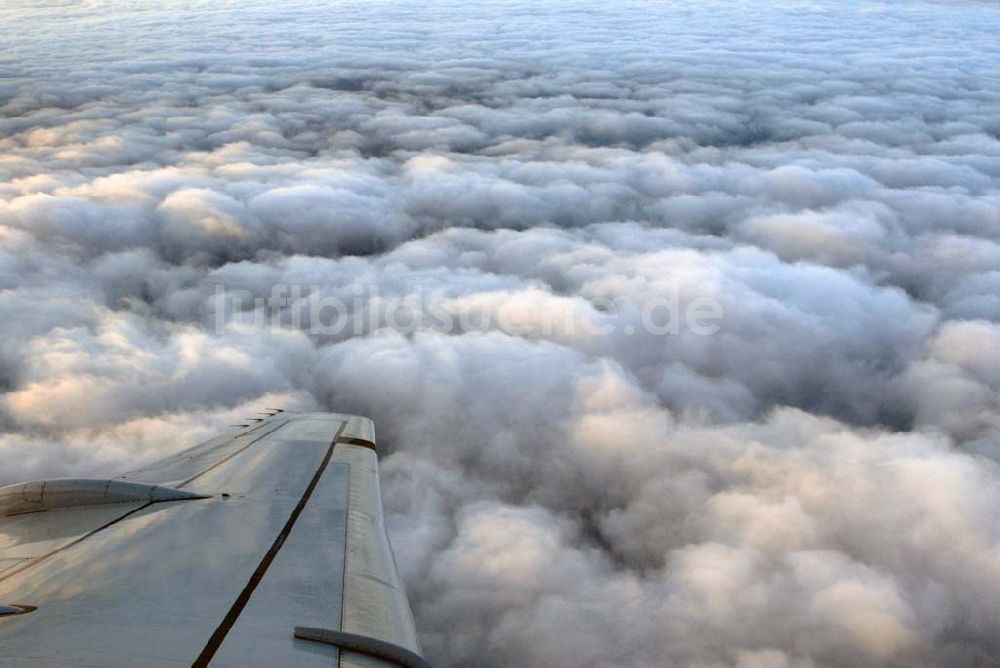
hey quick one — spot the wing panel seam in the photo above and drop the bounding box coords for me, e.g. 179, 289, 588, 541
0, 502, 153, 585
190, 420, 347, 667
177, 418, 290, 488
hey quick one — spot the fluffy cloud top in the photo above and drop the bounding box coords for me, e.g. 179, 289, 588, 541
1, 0, 999, 665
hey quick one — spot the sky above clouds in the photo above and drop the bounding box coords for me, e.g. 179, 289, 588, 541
1, 0, 999, 665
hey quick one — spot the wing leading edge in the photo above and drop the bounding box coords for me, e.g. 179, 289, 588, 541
0, 412, 427, 667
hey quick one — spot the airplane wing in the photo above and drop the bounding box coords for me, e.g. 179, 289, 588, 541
0, 412, 429, 668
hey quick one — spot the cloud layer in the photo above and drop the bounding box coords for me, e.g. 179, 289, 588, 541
2, 0, 999, 665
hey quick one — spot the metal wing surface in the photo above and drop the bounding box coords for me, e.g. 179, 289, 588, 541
0, 412, 427, 668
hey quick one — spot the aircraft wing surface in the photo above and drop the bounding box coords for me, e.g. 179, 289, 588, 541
0, 412, 427, 667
